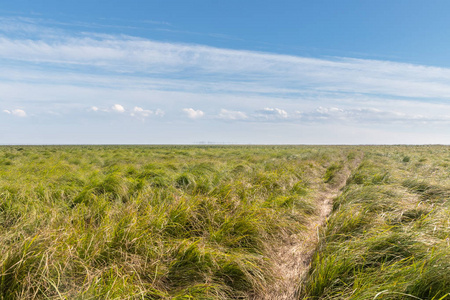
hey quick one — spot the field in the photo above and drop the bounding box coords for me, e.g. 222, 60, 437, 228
303, 146, 450, 300
0, 145, 449, 299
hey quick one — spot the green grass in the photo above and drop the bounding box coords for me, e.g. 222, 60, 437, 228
0, 145, 352, 299
3, 145, 448, 299
301, 146, 450, 300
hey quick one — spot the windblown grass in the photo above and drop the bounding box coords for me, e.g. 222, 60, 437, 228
301, 146, 450, 300
0, 145, 352, 299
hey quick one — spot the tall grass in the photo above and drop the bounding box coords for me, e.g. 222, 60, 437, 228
0, 145, 351, 299
301, 146, 450, 300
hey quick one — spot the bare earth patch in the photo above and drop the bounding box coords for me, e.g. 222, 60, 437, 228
259, 154, 363, 300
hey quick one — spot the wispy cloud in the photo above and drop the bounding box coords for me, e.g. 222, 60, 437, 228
2, 17, 450, 144
88, 104, 164, 118
254, 108, 288, 120
2, 18, 450, 101
295, 107, 450, 124
209, 106, 450, 125
217, 109, 248, 120
2, 109, 27, 117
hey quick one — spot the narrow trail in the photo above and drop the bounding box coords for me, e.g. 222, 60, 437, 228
260, 153, 363, 300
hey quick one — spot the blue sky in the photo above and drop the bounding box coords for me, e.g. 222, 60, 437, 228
1, 0, 450, 144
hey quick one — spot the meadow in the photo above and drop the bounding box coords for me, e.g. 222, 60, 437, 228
302, 146, 450, 299
0, 145, 449, 299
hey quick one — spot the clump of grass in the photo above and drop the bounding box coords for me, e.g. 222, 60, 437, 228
323, 163, 342, 183
347, 162, 391, 185
402, 179, 450, 203
406, 250, 450, 299
400, 208, 431, 223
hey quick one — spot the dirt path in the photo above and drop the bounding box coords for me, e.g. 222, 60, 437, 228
260, 153, 363, 300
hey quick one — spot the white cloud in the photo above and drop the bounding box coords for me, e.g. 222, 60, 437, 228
5, 109, 27, 117
1, 109, 27, 117
254, 108, 288, 120
2, 21, 450, 101
2, 17, 450, 144
130, 106, 153, 118
155, 109, 165, 117
183, 108, 204, 119
2, 109, 27, 117
131, 106, 151, 116
217, 109, 248, 120
296, 106, 450, 124
87, 104, 164, 119
111, 104, 125, 113
129, 107, 165, 119
211, 106, 450, 125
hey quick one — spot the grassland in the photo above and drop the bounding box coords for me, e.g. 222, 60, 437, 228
0, 145, 449, 299
0, 145, 354, 299
302, 146, 450, 300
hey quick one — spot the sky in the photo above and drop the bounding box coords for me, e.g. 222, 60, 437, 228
1, 0, 450, 144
